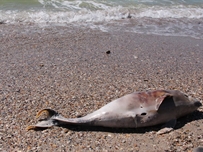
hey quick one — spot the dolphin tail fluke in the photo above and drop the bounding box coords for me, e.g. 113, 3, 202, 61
27, 109, 61, 131
36, 109, 58, 119
27, 109, 91, 131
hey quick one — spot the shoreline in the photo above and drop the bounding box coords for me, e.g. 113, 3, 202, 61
1, 24, 203, 151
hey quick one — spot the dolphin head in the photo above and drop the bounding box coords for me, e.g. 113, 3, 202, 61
169, 90, 202, 117
188, 96, 202, 108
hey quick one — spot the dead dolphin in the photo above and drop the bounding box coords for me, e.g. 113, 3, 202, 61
27, 90, 202, 134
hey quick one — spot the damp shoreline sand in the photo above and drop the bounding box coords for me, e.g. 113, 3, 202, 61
0, 24, 203, 151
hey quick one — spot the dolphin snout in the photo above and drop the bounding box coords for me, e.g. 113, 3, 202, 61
189, 96, 202, 108
194, 101, 202, 107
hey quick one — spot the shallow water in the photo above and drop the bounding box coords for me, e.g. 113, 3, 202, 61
0, 0, 203, 39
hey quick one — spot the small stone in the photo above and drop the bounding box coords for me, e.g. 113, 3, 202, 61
63, 129, 69, 134
133, 55, 138, 59
106, 50, 111, 54
39, 63, 44, 67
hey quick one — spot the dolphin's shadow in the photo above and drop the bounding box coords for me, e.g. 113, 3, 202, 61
174, 110, 203, 129
57, 110, 203, 134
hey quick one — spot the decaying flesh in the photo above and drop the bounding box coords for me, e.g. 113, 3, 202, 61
27, 90, 202, 134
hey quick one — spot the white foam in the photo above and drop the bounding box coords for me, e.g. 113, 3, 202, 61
1, 4, 203, 24
0, 6, 130, 24
38, 0, 115, 10
135, 6, 203, 19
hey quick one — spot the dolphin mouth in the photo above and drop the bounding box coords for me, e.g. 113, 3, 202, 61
194, 101, 202, 107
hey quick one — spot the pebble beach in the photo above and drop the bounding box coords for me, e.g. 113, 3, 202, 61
0, 24, 203, 151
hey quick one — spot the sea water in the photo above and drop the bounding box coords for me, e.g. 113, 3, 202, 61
0, 0, 203, 39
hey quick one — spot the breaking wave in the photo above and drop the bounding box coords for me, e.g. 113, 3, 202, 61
0, 0, 203, 39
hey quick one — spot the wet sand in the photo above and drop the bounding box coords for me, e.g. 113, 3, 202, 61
0, 24, 203, 151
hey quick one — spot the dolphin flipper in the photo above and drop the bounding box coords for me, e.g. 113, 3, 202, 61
157, 119, 177, 135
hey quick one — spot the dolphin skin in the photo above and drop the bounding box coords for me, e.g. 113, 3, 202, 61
27, 90, 202, 134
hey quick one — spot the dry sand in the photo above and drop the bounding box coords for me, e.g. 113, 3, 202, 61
0, 24, 203, 151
